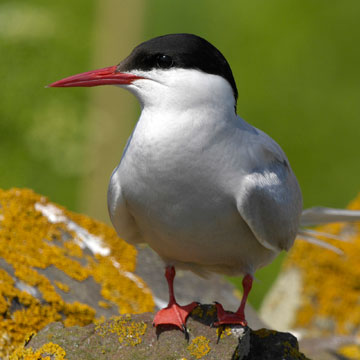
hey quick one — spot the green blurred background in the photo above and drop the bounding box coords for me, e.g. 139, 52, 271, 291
1, 0, 359, 308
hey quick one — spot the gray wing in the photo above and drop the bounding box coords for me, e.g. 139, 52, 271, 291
236, 129, 303, 252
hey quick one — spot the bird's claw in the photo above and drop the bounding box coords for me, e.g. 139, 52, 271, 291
216, 325, 224, 343
182, 324, 190, 341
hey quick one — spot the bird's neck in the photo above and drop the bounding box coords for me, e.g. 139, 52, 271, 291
128, 69, 237, 116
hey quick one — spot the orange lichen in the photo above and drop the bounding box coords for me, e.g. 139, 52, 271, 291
286, 193, 360, 335
95, 314, 147, 346
10, 341, 67, 360
0, 188, 154, 358
187, 336, 211, 359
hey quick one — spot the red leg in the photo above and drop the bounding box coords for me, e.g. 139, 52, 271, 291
214, 274, 253, 327
153, 266, 198, 330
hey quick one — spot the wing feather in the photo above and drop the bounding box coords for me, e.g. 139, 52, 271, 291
107, 169, 143, 244
236, 128, 303, 252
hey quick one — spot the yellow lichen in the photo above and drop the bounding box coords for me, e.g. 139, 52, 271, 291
187, 336, 211, 359
62, 302, 96, 327
0, 188, 154, 358
338, 344, 360, 359
94, 316, 105, 326
54, 281, 69, 293
10, 342, 67, 360
95, 314, 147, 346
98, 300, 111, 309
216, 326, 232, 340
286, 192, 360, 336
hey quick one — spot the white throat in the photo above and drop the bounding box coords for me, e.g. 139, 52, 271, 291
123, 68, 236, 115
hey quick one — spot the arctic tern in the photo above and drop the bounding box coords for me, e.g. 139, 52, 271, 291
49, 33, 360, 333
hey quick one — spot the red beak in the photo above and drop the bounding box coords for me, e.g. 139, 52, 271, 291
48, 65, 143, 88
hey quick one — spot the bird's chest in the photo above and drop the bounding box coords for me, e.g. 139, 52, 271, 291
122, 121, 211, 199
119, 113, 230, 227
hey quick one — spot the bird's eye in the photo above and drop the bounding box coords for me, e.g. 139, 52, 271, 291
156, 54, 173, 69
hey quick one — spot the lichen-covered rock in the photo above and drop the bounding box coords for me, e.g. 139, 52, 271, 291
261, 193, 360, 358
0, 188, 154, 358
12, 304, 310, 360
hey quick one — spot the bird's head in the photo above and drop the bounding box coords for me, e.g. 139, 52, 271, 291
49, 33, 238, 112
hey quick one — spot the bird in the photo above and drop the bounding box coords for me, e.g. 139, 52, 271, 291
48, 33, 360, 334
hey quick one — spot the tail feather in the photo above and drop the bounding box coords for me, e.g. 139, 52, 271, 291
300, 207, 360, 226
298, 228, 347, 242
296, 234, 343, 255
296, 206, 360, 254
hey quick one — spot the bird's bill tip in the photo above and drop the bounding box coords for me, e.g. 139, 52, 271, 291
47, 65, 143, 88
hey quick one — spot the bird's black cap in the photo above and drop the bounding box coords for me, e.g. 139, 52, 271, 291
117, 33, 238, 104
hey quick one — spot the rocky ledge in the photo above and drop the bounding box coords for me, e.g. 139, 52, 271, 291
13, 304, 310, 360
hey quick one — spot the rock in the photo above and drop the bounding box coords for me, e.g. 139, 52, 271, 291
0, 188, 154, 358
12, 304, 310, 360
